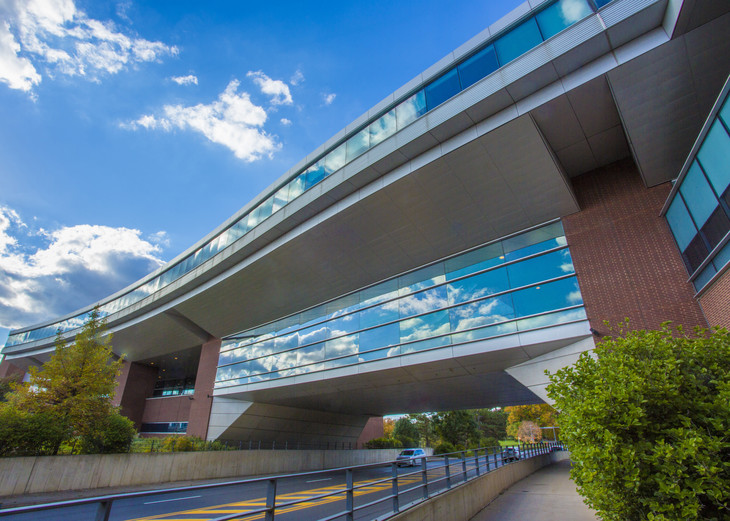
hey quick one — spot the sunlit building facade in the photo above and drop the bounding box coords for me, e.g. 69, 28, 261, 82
1, 0, 728, 444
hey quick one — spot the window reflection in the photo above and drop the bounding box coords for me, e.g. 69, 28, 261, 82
346, 129, 370, 162
449, 295, 514, 332
395, 91, 427, 129
535, 0, 592, 40
399, 286, 449, 319
369, 110, 397, 147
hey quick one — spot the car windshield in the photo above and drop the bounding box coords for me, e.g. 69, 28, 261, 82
400, 450, 414, 456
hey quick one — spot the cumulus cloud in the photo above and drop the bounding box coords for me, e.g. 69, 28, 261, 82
170, 74, 198, 86
247, 70, 292, 106
0, 205, 166, 329
290, 69, 304, 86
0, 0, 177, 95
322, 92, 336, 105
280, 118, 291, 126
123, 79, 280, 162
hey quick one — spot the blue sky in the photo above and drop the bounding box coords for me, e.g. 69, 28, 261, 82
0, 0, 524, 345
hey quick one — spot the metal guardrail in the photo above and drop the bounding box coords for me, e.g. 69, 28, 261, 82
0, 442, 563, 521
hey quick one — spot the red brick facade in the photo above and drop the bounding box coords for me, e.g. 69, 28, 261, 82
186, 337, 221, 439
699, 270, 730, 329
562, 160, 707, 333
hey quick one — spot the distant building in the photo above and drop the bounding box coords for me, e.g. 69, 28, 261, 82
2, 0, 729, 446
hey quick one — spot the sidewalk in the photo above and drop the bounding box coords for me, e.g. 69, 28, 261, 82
469, 459, 598, 521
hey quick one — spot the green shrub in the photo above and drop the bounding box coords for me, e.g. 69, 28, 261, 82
0, 407, 68, 456
433, 442, 456, 455
162, 435, 195, 452
547, 325, 730, 521
79, 412, 136, 454
365, 437, 403, 449
395, 436, 417, 448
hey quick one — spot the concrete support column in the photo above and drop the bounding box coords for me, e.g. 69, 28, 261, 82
113, 360, 158, 428
356, 417, 384, 448
0, 359, 25, 379
187, 337, 221, 439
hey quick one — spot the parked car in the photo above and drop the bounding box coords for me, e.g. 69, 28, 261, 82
396, 448, 426, 467
500, 447, 521, 462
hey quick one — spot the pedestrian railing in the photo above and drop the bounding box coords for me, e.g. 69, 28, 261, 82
0, 441, 562, 521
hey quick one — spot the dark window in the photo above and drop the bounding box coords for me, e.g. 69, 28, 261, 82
424, 68, 461, 111
458, 45, 499, 89
682, 234, 710, 274
700, 206, 730, 251
140, 422, 188, 434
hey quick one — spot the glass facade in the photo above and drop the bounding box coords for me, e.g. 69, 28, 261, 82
665, 86, 730, 292
214, 222, 586, 389
5, 0, 608, 348
139, 422, 188, 434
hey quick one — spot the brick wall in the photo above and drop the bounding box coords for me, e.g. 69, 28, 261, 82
186, 337, 221, 439
698, 270, 730, 328
562, 160, 707, 333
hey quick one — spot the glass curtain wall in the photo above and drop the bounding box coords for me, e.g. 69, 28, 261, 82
665, 88, 730, 291
215, 221, 586, 389
5, 0, 606, 348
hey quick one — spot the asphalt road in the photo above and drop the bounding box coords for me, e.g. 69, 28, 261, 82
0, 452, 520, 521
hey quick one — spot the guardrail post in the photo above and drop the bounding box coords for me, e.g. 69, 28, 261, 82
346, 468, 354, 521
461, 451, 467, 482
391, 462, 399, 514
94, 500, 112, 521
485, 448, 491, 472
265, 478, 277, 521
420, 456, 429, 500
474, 449, 480, 477
444, 455, 451, 489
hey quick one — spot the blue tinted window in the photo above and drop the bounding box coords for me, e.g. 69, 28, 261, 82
445, 243, 504, 280
360, 302, 399, 329
458, 45, 499, 89
305, 161, 326, 189
720, 98, 730, 128
272, 185, 289, 212
396, 91, 427, 129
446, 267, 509, 305
536, 0, 592, 40
424, 69, 461, 111
325, 144, 347, 175
257, 196, 274, 221
594, 0, 613, 7
679, 162, 718, 228
693, 263, 717, 292
511, 277, 582, 317
359, 323, 400, 360
346, 129, 370, 161
697, 121, 730, 199
297, 343, 324, 371
400, 310, 450, 345
328, 314, 361, 337
666, 197, 697, 251
516, 307, 587, 331
449, 295, 514, 332
399, 286, 448, 319
452, 321, 517, 344
369, 110, 397, 147
507, 249, 573, 288
399, 264, 445, 295
494, 17, 543, 65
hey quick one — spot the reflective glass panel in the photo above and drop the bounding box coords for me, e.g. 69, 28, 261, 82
328, 314, 361, 338
360, 279, 399, 307
515, 307, 587, 331
446, 267, 509, 305
666, 197, 697, 251
458, 45, 499, 89
679, 161, 718, 228
451, 321, 517, 344
399, 285, 449, 319
494, 17, 543, 65
399, 264, 446, 295
396, 91, 427, 129
424, 69, 461, 111
449, 294, 514, 332
502, 222, 564, 256
715, 240, 730, 271
275, 331, 299, 352
594, 0, 613, 7
511, 277, 582, 317
246, 206, 261, 229
359, 322, 400, 360
369, 110, 397, 147
693, 263, 717, 292
507, 249, 574, 288
305, 161, 327, 189
720, 98, 730, 128
697, 121, 730, 199
297, 342, 324, 372
445, 243, 504, 280
346, 129, 370, 161
257, 196, 274, 221
325, 143, 347, 174
400, 309, 450, 345
324, 334, 359, 368
402, 334, 450, 354
287, 175, 306, 201
360, 302, 399, 329
299, 322, 329, 347
272, 184, 290, 212
535, 0, 592, 40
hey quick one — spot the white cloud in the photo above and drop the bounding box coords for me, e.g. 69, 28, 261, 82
280, 118, 291, 126
247, 70, 292, 106
322, 92, 336, 105
290, 69, 304, 86
171, 74, 198, 86
124, 79, 280, 162
0, 205, 166, 330
0, 0, 177, 95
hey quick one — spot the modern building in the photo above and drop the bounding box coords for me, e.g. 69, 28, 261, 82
1, 0, 729, 446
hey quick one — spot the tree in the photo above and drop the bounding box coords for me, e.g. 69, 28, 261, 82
393, 417, 420, 447
433, 410, 479, 448
383, 417, 396, 438
409, 413, 436, 447
473, 408, 508, 440
4, 309, 127, 454
516, 421, 542, 443
504, 404, 557, 439
0, 375, 20, 402
547, 324, 730, 521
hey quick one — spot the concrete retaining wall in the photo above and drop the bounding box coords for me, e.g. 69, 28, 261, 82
0, 448, 412, 497
391, 451, 570, 521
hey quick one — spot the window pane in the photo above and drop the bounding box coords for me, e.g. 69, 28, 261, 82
507, 249, 574, 288
666, 197, 697, 251
325, 143, 347, 174
452, 321, 517, 344
400, 309, 450, 346
287, 175, 306, 201
511, 276, 582, 317
396, 90, 427, 129
697, 121, 730, 199
682, 234, 709, 274
715, 240, 730, 271
720, 98, 730, 128
402, 334, 450, 354
297, 343, 324, 373
399, 285, 449, 319
449, 294, 514, 332
324, 334, 359, 368
257, 196, 274, 221
536, 0, 592, 40
494, 17, 543, 65
361, 278, 399, 307
369, 110, 397, 147
299, 323, 329, 346
328, 314, 361, 337
399, 264, 445, 295
424, 68, 461, 111
516, 307, 587, 331
502, 222, 564, 256
305, 160, 327, 189
700, 206, 730, 251
272, 184, 289, 212
693, 263, 717, 292
346, 128, 370, 161
594, 0, 613, 7
445, 243, 505, 280
458, 45, 499, 89
679, 161, 718, 228
360, 302, 399, 329
447, 267, 509, 305
359, 323, 400, 360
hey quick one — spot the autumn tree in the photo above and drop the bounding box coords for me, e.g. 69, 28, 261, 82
547, 325, 730, 521
2, 309, 135, 455
504, 403, 557, 439
516, 420, 542, 443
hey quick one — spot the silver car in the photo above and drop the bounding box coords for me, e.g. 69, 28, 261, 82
396, 448, 426, 466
